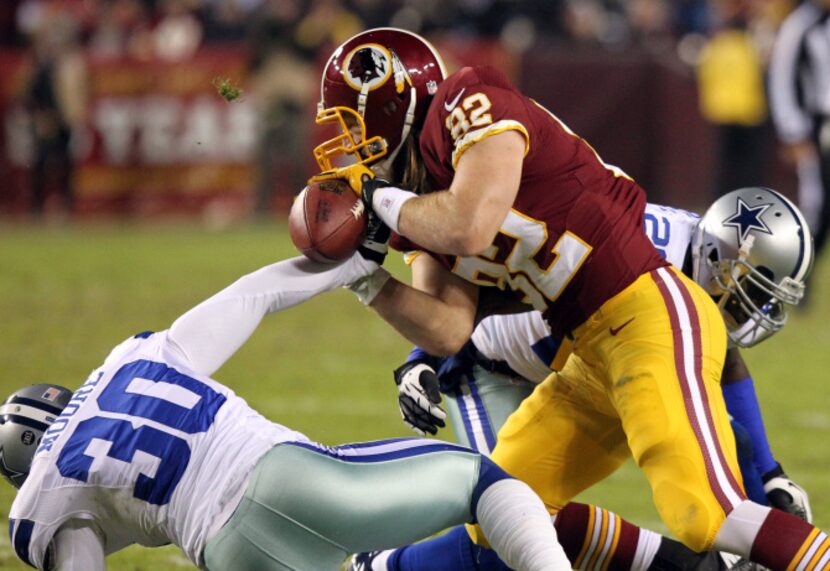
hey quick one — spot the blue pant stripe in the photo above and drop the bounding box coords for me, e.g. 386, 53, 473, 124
10, 518, 35, 568
284, 439, 474, 463
468, 380, 497, 451
454, 383, 478, 452
332, 437, 414, 450
454, 375, 496, 454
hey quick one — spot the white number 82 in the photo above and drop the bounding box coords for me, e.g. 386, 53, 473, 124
453, 210, 592, 310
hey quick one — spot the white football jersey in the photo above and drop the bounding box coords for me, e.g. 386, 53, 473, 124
9, 331, 308, 570
471, 203, 701, 383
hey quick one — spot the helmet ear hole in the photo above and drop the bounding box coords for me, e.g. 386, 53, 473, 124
755, 266, 775, 280
755, 265, 774, 280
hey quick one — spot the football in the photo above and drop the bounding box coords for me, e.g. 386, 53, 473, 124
288, 179, 367, 263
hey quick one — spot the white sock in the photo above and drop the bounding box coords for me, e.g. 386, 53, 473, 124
475, 479, 571, 571
632, 527, 662, 570
714, 500, 770, 558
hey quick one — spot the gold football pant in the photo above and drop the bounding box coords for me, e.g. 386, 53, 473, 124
473, 266, 745, 552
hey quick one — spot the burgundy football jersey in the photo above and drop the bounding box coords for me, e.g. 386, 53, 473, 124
413, 65, 668, 338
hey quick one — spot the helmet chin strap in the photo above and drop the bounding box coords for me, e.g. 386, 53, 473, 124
718, 235, 755, 312
357, 82, 370, 117
376, 86, 417, 178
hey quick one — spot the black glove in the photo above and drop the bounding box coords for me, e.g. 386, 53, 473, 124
356, 173, 391, 265
394, 360, 447, 436
762, 463, 812, 522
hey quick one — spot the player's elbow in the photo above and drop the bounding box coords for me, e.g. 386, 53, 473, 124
444, 224, 496, 257
420, 316, 473, 357
420, 332, 469, 357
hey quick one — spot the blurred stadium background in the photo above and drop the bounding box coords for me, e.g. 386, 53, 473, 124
1, 0, 828, 569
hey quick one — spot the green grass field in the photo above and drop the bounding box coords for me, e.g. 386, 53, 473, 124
0, 221, 828, 570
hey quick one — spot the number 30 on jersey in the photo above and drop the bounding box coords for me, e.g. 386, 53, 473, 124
454, 210, 592, 309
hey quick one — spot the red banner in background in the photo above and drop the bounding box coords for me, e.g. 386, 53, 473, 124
1, 39, 515, 219
1, 47, 256, 218
0, 40, 795, 219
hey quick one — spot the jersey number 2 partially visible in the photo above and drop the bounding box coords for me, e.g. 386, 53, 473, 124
56, 360, 226, 505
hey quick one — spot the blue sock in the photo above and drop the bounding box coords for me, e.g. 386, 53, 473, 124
392, 526, 511, 571
731, 419, 768, 505
722, 376, 778, 476
392, 527, 476, 571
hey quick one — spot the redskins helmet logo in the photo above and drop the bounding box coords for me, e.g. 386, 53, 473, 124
343, 44, 393, 91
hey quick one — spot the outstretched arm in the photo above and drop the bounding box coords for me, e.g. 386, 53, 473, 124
368, 253, 479, 357
167, 253, 378, 377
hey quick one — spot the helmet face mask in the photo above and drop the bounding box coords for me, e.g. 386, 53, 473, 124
314, 106, 388, 172
0, 384, 72, 488
315, 28, 446, 174
709, 255, 792, 346
692, 187, 814, 348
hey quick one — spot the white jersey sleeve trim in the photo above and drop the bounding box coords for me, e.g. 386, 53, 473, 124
451, 120, 530, 169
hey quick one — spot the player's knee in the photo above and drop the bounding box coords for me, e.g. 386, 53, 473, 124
471, 456, 513, 514
673, 525, 716, 553
654, 484, 726, 552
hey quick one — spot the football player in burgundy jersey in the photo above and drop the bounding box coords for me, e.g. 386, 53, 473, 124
311, 28, 829, 570
350, 193, 815, 571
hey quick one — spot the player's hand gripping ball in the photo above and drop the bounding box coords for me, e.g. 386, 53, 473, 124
289, 179, 368, 263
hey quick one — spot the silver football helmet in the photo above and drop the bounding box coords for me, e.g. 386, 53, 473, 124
692, 187, 814, 348
0, 384, 72, 488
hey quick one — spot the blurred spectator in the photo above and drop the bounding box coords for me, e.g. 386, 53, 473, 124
87, 0, 152, 59
20, 6, 88, 220
153, 0, 203, 61
294, 0, 364, 53
696, 0, 769, 196
769, 0, 830, 259
246, 0, 318, 216
0, 0, 25, 46
347, 0, 394, 30
562, 0, 611, 45
624, 0, 674, 53
202, 0, 261, 44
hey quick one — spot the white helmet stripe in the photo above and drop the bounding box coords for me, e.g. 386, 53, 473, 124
775, 191, 814, 282
0, 403, 57, 426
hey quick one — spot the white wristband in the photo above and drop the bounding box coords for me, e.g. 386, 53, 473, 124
372, 187, 417, 234
347, 267, 392, 305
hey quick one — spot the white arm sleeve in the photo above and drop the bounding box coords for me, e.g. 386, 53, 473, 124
51, 520, 106, 571
167, 254, 377, 377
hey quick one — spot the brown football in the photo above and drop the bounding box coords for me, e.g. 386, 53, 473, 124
288, 179, 367, 263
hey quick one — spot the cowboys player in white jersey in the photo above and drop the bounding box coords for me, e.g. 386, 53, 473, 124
0, 244, 573, 570
354, 187, 815, 570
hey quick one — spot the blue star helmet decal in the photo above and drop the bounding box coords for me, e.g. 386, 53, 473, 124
722, 197, 773, 242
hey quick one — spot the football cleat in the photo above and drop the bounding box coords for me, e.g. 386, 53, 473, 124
717, 552, 768, 571
347, 551, 382, 571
